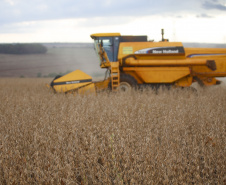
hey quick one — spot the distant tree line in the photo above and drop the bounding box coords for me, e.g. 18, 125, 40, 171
0, 44, 47, 54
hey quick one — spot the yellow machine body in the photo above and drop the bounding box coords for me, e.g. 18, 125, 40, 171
90, 32, 226, 89
50, 32, 226, 93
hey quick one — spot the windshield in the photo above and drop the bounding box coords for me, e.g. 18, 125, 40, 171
94, 37, 114, 63
94, 39, 102, 65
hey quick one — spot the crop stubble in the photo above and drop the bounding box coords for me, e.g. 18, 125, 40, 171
0, 78, 225, 184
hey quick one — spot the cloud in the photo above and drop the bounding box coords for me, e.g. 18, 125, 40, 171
4, 0, 15, 6
1, 0, 226, 43
0, 0, 207, 26
196, 13, 214, 18
203, 1, 226, 11
77, 17, 134, 27
2, 0, 226, 27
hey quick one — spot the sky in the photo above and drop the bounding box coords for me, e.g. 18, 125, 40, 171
0, 0, 226, 43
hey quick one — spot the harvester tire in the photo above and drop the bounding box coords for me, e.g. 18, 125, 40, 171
109, 74, 138, 92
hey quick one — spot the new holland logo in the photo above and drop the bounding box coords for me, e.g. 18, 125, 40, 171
135, 47, 185, 54
52, 79, 92, 86
152, 49, 179, 54
66, 81, 80, 84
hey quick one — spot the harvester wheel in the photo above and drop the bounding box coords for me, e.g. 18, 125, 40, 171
109, 74, 137, 92
119, 74, 137, 91
119, 81, 132, 91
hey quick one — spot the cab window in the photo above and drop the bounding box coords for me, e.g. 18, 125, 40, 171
101, 38, 113, 62
94, 37, 119, 62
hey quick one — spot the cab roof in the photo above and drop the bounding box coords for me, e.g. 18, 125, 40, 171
90, 33, 121, 39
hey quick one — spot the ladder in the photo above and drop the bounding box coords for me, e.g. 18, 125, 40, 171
110, 62, 120, 91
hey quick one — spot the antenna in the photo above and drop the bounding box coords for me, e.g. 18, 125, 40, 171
161, 29, 169, 42
161, 29, 164, 41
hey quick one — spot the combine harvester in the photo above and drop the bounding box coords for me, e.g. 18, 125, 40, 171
50, 30, 226, 94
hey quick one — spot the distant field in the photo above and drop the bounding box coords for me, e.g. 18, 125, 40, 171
0, 78, 225, 184
0, 47, 106, 80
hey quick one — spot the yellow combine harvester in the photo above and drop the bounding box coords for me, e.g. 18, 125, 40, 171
50, 30, 226, 93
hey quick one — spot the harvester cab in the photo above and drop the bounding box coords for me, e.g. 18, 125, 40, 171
91, 33, 150, 63
50, 30, 226, 94
92, 34, 119, 63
